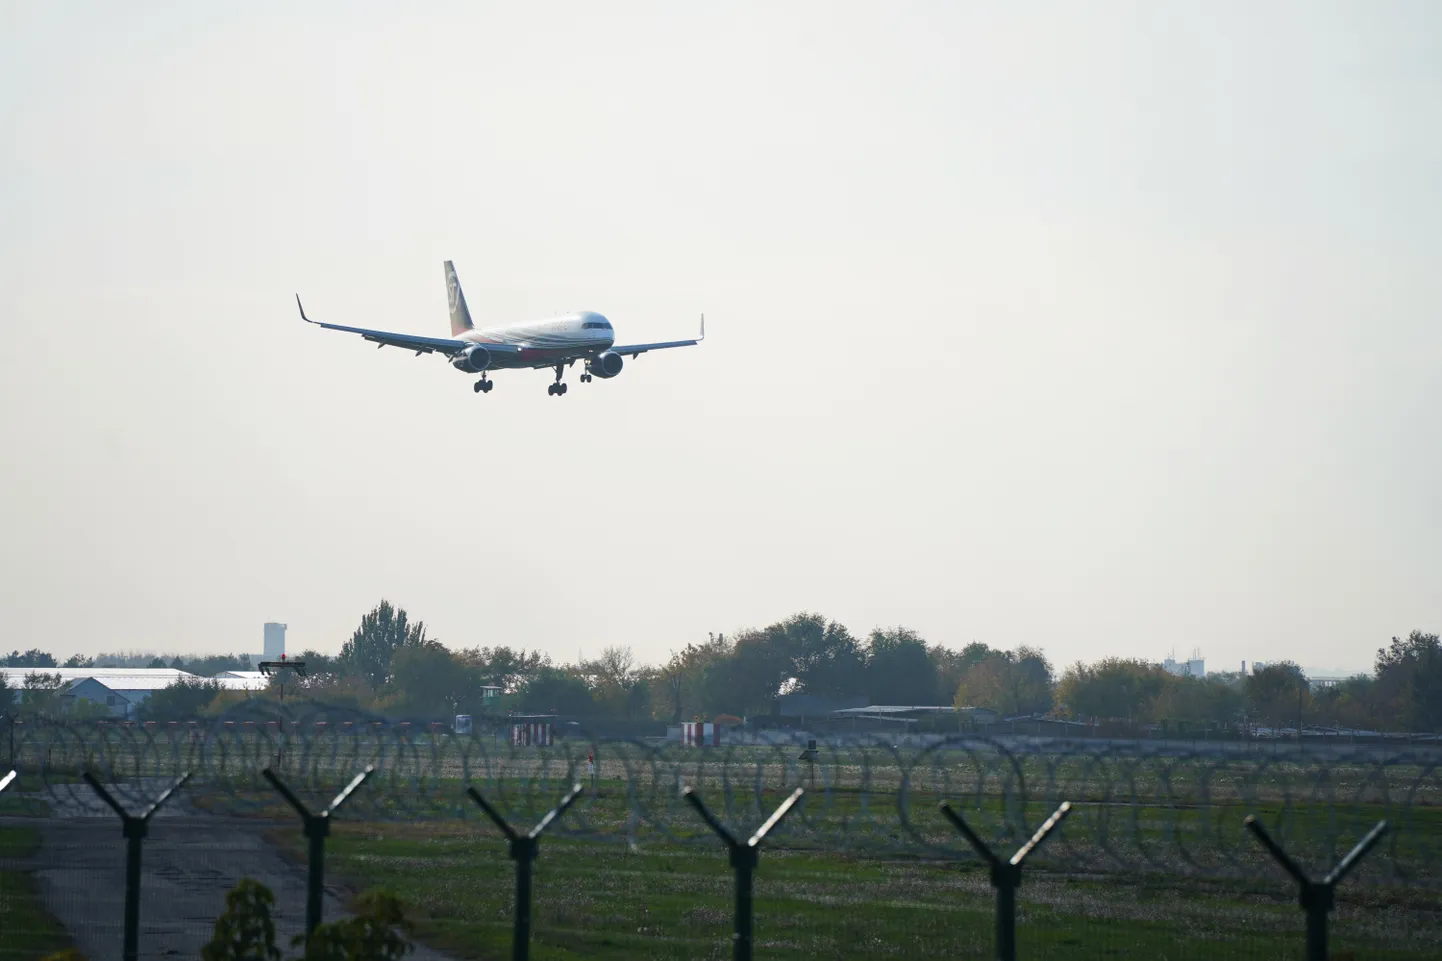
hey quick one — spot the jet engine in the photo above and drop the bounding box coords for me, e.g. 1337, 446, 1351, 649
586, 351, 624, 379
450, 345, 492, 373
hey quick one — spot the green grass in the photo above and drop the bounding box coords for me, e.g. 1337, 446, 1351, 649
0, 827, 77, 961
301, 819, 1442, 961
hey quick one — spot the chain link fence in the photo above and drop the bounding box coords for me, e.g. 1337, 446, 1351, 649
2, 704, 1439, 959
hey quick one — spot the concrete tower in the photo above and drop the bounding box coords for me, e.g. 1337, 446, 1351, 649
263, 622, 287, 661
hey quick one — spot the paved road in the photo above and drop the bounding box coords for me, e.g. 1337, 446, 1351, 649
5, 786, 458, 961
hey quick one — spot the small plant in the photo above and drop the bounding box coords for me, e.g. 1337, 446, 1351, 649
294, 890, 414, 961
203, 878, 282, 961
203, 879, 413, 961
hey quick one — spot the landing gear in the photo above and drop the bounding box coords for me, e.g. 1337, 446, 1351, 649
473, 377, 493, 394
548, 365, 568, 397
580, 373, 592, 383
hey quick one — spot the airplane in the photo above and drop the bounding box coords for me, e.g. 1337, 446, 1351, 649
297, 260, 704, 396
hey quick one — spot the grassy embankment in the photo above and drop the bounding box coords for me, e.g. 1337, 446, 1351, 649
0, 823, 77, 961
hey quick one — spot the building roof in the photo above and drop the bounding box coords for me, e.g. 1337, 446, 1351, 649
0, 667, 200, 692
213, 673, 270, 691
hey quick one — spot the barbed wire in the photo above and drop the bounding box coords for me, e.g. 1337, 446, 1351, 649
4, 701, 1439, 886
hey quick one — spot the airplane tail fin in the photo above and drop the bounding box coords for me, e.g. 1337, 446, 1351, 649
444, 260, 474, 335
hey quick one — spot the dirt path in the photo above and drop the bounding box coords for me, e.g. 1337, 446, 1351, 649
10, 785, 459, 961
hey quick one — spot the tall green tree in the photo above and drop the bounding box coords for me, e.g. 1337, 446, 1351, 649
930, 642, 995, 706
458, 646, 549, 692
656, 636, 732, 722
385, 642, 482, 717
1246, 662, 1310, 729
789, 616, 867, 698
1313, 675, 1381, 731
1374, 631, 1442, 733
518, 667, 594, 715
955, 648, 1054, 717
337, 601, 429, 690
1055, 658, 1167, 721
865, 627, 938, 705
3, 649, 57, 668
140, 679, 224, 721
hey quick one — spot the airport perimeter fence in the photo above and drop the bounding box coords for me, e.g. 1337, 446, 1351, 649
2, 704, 1441, 961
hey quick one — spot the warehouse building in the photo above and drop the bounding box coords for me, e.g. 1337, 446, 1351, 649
0, 667, 200, 718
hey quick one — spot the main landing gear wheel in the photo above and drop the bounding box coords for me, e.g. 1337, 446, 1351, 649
547, 382, 568, 396
473, 378, 493, 394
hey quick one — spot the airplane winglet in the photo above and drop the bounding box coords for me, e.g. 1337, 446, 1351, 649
699, 313, 705, 342
296, 294, 315, 324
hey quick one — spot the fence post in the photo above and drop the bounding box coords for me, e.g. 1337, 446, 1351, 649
262, 765, 375, 938
939, 799, 1073, 961
683, 785, 805, 961
1243, 815, 1388, 961
466, 781, 585, 961
81, 770, 191, 961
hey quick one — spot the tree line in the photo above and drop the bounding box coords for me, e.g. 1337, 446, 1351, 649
4, 603, 1439, 734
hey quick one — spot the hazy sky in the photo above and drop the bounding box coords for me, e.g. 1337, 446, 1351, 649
2, 2, 1438, 675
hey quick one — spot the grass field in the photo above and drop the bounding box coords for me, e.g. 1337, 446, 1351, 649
304, 819, 1442, 960
12, 729, 1442, 958
0, 826, 78, 961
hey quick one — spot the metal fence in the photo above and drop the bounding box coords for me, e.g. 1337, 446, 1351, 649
2, 704, 1440, 960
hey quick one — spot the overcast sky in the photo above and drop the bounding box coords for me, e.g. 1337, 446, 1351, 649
1, 2, 1437, 676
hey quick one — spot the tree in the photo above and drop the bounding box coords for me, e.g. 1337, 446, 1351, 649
169, 653, 255, 677
459, 646, 549, 692
584, 647, 653, 719
518, 668, 594, 715
954, 648, 1054, 717
1246, 662, 1310, 729
930, 642, 995, 706
0, 672, 12, 714
1314, 675, 1380, 731
1151, 674, 1244, 731
1055, 658, 1167, 722
3, 649, 57, 668
18, 671, 65, 716
140, 679, 224, 721
789, 617, 867, 698
385, 643, 482, 717
1374, 631, 1442, 733
865, 628, 938, 705
337, 601, 429, 690
655, 635, 732, 723
63, 654, 94, 668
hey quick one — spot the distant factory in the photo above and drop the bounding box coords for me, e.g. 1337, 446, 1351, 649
2, 622, 289, 718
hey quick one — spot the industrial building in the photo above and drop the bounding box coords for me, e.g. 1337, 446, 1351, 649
1162, 654, 1206, 678
0, 667, 200, 718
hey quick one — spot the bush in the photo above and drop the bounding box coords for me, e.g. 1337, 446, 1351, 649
202, 879, 413, 961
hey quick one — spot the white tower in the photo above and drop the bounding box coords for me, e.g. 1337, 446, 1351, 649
263, 623, 287, 661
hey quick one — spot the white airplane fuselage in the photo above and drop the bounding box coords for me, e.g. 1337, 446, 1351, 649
457, 312, 616, 369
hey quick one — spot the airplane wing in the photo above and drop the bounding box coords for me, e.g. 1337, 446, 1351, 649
296, 295, 521, 357
611, 314, 705, 358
